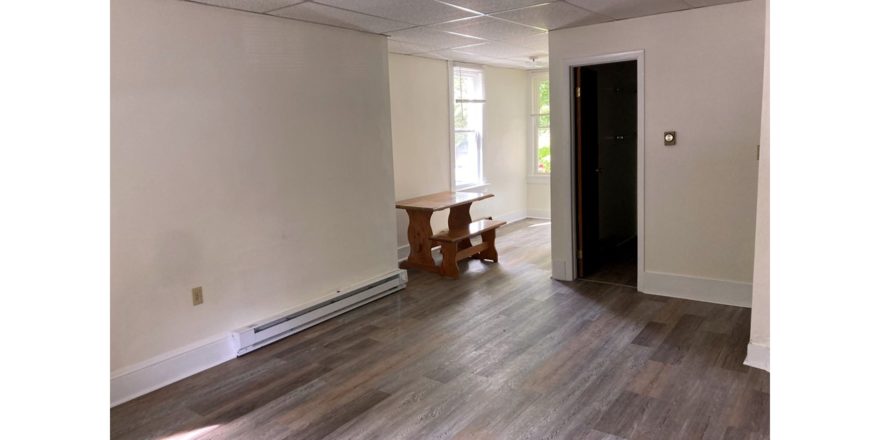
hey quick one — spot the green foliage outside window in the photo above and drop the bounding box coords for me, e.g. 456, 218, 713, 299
536, 79, 551, 174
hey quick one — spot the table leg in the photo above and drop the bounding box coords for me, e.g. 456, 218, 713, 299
448, 203, 473, 251
400, 209, 438, 272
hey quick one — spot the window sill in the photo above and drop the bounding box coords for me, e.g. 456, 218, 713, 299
527, 175, 551, 185
455, 182, 491, 192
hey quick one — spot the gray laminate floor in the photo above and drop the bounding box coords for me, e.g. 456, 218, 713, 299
111, 219, 769, 440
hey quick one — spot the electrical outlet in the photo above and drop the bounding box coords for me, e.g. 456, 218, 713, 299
192, 286, 204, 306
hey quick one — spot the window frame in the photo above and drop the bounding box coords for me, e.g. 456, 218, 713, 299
449, 62, 488, 191
528, 70, 551, 183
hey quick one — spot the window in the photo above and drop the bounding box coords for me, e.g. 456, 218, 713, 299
530, 71, 551, 176
452, 65, 485, 189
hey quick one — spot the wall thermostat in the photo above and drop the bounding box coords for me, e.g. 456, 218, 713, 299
664, 131, 676, 146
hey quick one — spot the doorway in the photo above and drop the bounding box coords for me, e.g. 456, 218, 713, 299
573, 60, 638, 286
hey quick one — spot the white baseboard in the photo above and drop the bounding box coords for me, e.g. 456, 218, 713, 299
526, 209, 551, 220
397, 243, 410, 262
113, 270, 409, 407
397, 244, 441, 262
744, 342, 770, 371
111, 334, 234, 407
496, 209, 528, 224
640, 271, 752, 307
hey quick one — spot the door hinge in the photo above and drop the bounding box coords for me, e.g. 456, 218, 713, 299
756, 144, 760, 161
576, 87, 581, 98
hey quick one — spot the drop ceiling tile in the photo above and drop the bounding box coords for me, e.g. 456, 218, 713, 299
564, 0, 691, 20
427, 48, 544, 70
314, 0, 478, 25
270, 2, 412, 33
491, 56, 546, 70
189, 0, 305, 13
440, 0, 556, 14
389, 26, 485, 50
504, 32, 548, 51
503, 54, 549, 68
430, 16, 544, 41
492, 2, 609, 30
432, 48, 499, 65
455, 41, 541, 58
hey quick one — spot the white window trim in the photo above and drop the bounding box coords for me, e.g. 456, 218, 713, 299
529, 70, 550, 183
449, 61, 488, 191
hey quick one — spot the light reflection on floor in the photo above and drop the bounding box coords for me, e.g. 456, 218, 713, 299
160, 425, 219, 440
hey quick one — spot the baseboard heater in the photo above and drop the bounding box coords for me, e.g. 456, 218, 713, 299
231, 269, 407, 356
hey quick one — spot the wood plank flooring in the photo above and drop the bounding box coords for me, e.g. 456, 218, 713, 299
111, 219, 769, 440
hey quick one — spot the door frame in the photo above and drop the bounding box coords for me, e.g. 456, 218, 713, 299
561, 50, 645, 291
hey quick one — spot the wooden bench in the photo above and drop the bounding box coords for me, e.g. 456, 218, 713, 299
431, 219, 506, 279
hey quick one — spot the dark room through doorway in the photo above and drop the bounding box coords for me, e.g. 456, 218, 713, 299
573, 60, 637, 287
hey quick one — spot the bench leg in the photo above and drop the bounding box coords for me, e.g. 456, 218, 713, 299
439, 242, 460, 279
476, 229, 499, 263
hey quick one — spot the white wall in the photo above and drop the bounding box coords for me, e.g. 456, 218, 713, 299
389, 54, 453, 250
389, 54, 528, 256
527, 182, 551, 219
747, 0, 770, 371
481, 66, 530, 223
111, 0, 398, 372
549, 0, 765, 304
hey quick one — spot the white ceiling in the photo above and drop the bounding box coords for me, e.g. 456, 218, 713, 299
185, 0, 749, 69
